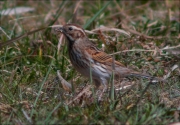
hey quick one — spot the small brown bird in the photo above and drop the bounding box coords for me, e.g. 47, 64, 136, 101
55, 24, 162, 100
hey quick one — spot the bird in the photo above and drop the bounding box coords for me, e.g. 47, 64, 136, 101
54, 24, 163, 101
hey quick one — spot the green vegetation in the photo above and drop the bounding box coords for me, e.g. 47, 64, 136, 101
0, 1, 179, 124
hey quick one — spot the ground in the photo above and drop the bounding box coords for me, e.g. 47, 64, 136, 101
0, 1, 179, 124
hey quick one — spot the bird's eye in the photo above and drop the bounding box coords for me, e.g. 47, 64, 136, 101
68, 27, 73, 31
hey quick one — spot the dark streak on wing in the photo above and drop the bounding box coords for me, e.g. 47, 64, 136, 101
86, 46, 125, 67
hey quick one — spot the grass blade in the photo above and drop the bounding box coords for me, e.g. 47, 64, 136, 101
30, 56, 54, 118
83, 1, 111, 29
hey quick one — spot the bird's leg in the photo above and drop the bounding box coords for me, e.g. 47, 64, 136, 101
98, 84, 107, 102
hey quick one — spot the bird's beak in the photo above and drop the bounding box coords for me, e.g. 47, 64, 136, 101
55, 27, 64, 32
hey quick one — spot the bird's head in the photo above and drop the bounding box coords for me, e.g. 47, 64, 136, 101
55, 24, 87, 42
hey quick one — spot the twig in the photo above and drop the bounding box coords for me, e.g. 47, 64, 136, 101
163, 64, 179, 80
57, 70, 72, 92
22, 109, 32, 124
0, 27, 11, 39
57, 35, 64, 55
110, 44, 180, 56
110, 49, 156, 55
161, 44, 180, 50
122, 24, 159, 39
67, 85, 91, 105
91, 26, 130, 37
73, 0, 82, 14
0, 27, 47, 49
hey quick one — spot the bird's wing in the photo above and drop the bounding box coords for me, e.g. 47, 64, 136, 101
85, 46, 125, 67
85, 45, 157, 79
85, 45, 162, 81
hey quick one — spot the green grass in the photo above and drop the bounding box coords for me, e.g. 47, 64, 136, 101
0, 1, 180, 124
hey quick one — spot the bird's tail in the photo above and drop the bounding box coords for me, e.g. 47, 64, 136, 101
129, 72, 164, 83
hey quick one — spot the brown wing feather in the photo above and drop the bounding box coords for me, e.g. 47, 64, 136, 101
85, 46, 125, 67
85, 45, 159, 79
